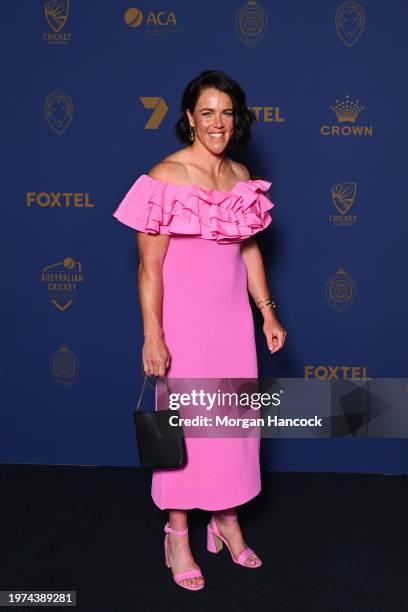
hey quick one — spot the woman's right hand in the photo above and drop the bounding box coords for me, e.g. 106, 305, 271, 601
142, 333, 171, 377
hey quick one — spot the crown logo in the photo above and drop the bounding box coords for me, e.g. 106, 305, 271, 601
330, 95, 364, 123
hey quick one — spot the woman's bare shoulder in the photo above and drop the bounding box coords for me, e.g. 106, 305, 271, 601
147, 151, 189, 183
231, 160, 251, 181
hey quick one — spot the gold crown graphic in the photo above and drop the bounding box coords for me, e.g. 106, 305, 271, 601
330, 95, 364, 123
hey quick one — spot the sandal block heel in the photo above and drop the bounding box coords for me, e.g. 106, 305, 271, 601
207, 524, 223, 553
206, 513, 262, 568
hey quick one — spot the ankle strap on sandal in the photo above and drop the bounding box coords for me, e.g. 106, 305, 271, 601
164, 521, 189, 535
216, 512, 238, 521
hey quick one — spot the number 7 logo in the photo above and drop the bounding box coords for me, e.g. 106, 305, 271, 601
140, 97, 168, 129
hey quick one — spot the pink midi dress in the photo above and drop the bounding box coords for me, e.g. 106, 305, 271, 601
113, 173, 274, 510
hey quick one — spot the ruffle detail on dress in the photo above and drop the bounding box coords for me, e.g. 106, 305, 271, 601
112, 173, 275, 243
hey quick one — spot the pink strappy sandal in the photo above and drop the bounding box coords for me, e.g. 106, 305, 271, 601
206, 512, 262, 568
163, 522, 205, 591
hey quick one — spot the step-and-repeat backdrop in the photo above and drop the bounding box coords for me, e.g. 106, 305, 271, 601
3, 1, 408, 472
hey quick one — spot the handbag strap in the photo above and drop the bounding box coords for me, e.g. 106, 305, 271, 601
135, 373, 171, 413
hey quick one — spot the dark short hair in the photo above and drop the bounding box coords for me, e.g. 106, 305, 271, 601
174, 70, 256, 152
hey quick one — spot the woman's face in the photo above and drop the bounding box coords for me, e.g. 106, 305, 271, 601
186, 87, 234, 152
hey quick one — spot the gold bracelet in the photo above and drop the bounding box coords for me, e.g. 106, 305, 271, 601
259, 300, 276, 310
256, 297, 272, 306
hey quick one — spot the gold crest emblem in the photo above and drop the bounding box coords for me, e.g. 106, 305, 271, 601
236, 0, 267, 47
50, 345, 79, 387
45, 0, 70, 33
44, 89, 74, 135
331, 182, 356, 214
325, 267, 356, 311
335, 0, 366, 48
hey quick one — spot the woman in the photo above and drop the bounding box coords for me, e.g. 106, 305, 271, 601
113, 70, 286, 591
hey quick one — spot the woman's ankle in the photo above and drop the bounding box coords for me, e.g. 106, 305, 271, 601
168, 508, 188, 531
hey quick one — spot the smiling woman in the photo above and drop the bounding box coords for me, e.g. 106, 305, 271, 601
175, 69, 255, 157
113, 69, 286, 590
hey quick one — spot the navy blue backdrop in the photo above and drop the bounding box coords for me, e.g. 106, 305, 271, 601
3, 1, 408, 473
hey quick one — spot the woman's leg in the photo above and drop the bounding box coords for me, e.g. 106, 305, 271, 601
166, 509, 205, 588
213, 506, 261, 567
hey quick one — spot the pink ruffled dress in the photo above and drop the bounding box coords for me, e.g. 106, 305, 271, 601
113, 173, 274, 510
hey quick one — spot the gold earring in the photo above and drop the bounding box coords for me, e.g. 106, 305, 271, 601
189, 125, 195, 142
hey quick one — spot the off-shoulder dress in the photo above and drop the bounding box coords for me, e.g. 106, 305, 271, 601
113, 173, 274, 510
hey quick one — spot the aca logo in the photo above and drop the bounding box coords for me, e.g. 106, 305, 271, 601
235, 0, 267, 47
335, 0, 366, 48
41, 258, 84, 312
321, 95, 373, 136
248, 105, 285, 124
326, 267, 356, 311
329, 182, 358, 226
50, 345, 79, 387
43, 0, 72, 45
304, 365, 369, 380
124, 8, 179, 34
44, 89, 73, 135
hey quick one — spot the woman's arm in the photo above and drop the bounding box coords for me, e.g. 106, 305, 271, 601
241, 237, 286, 354
137, 232, 171, 376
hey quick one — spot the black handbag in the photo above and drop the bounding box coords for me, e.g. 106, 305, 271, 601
133, 373, 187, 469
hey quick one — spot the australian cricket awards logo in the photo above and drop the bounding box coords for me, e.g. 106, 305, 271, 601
236, 0, 267, 47
50, 345, 79, 387
43, 0, 72, 45
335, 1, 366, 47
326, 267, 356, 311
44, 89, 74, 135
329, 182, 358, 226
321, 95, 373, 136
41, 258, 84, 312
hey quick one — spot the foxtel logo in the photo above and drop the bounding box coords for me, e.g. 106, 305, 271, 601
304, 365, 369, 380
26, 192, 95, 207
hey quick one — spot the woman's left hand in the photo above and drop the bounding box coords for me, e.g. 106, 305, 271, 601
263, 317, 287, 354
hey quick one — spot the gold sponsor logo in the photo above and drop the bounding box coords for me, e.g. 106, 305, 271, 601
41, 258, 84, 311
329, 182, 358, 226
326, 267, 356, 311
50, 345, 79, 386
124, 8, 180, 34
124, 8, 144, 28
44, 89, 74, 135
140, 97, 168, 129
248, 106, 285, 123
305, 365, 369, 380
43, 0, 72, 45
335, 0, 366, 47
235, 0, 267, 47
321, 95, 373, 136
26, 192, 94, 208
